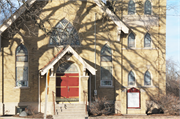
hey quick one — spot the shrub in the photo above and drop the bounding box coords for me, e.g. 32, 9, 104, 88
149, 93, 180, 115
89, 97, 114, 116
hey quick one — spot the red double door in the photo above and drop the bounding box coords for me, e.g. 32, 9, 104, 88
56, 73, 79, 100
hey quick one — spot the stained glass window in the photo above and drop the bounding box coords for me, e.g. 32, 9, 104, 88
128, 0, 135, 15
101, 44, 112, 62
56, 62, 78, 73
16, 67, 28, 87
101, 66, 112, 86
49, 18, 80, 46
16, 44, 28, 87
128, 71, 135, 85
144, 71, 151, 85
144, 0, 151, 15
144, 33, 151, 47
128, 33, 135, 48
16, 44, 28, 62
100, 44, 113, 86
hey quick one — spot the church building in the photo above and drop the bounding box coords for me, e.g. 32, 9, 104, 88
0, 0, 166, 117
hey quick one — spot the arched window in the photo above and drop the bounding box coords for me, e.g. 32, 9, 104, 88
144, 71, 151, 85
128, 71, 135, 85
144, 33, 151, 47
49, 18, 80, 46
100, 44, 112, 86
101, 44, 112, 62
144, 0, 152, 15
128, 33, 135, 48
128, 0, 135, 15
16, 44, 28, 87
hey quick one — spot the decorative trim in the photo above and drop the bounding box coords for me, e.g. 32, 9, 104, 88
40, 46, 96, 75
94, 0, 129, 34
122, 15, 158, 27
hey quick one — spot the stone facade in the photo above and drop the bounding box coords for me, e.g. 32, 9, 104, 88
0, 0, 166, 115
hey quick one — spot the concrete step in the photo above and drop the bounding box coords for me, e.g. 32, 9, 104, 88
55, 103, 87, 118
55, 103, 85, 109
56, 108, 85, 112
56, 111, 86, 116
53, 115, 88, 119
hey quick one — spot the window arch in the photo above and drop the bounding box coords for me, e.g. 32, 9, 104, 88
144, 33, 151, 47
16, 44, 28, 87
49, 18, 80, 46
128, 0, 135, 15
128, 33, 135, 48
144, 0, 152, 15
144, 71, 151, 85
101, 44, 112, 62
128, 71, 135, 86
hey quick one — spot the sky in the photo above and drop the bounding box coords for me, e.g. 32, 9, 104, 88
166, 0, 180, 66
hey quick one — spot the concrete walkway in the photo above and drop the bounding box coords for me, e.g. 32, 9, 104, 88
1, 115, 180, 119
0, 116, 52, 119
89, 115, 180, 119
0, 117, 43, 119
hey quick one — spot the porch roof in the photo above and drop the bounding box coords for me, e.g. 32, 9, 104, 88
39, 45, 97, 75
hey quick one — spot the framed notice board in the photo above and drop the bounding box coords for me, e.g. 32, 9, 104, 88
127, 87, 140, 109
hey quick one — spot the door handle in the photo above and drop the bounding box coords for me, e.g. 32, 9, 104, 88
68, 86, 69, 92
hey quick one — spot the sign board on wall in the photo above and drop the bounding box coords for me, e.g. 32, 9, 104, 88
127, 87, 140, 109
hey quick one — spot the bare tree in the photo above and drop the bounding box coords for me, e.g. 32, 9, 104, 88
0, 0, 55, 37
147, 59, 180, 115
166, 58, 180, 96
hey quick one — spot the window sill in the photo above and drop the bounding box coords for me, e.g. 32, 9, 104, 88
48, 45, 82, 48
127, 108, 141, 110
14, 87, 30, 89
99, 86, 114, 88
126, 86, 136, 88
122, 48, 158, 50
141, 86, 156, 88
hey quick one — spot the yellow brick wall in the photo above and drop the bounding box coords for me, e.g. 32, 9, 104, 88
0, 0, 166, 115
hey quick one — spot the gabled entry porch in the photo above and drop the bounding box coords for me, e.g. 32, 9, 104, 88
38, 46, 96, 115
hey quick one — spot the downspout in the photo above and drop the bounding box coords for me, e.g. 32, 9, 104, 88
158, 0, 160, 96
1, 37, 4, 115
94, 13, 97, 98
0, 35, 1, 52
38, 72, 41, 112
89, 74, 91, 103
0, 35, 4, 115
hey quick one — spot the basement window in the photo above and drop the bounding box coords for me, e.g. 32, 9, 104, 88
16, 106, 27, 115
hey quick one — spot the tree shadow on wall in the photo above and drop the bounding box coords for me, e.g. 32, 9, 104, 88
1, 0, 166, 115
